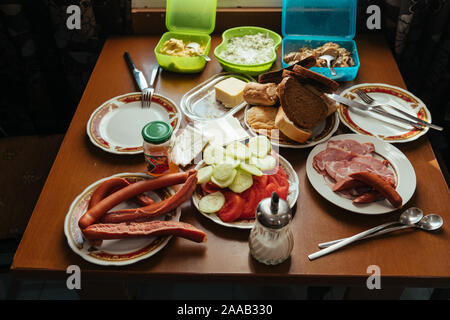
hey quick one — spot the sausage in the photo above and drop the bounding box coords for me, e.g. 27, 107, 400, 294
78, 171, 191, 229
82, 220, 207, 243
332, 178, 366, 192
353, 190, 383, 203
87, 177, 154, 210
349, 171, 403, 208
101, 170, 198, 224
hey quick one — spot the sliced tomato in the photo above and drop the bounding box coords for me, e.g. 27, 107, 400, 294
217, 191, 244, 223
276, 185, 289, 200
201, 181, 222, 194
265, 182, 278, 197
239, 187, 258, 220
253, 175, 270, 198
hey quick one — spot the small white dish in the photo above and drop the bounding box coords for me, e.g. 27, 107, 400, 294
338, 83, 431, 143
87, 93, 181, 154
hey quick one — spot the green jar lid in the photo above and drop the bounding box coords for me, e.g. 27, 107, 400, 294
142, 121, 173, 144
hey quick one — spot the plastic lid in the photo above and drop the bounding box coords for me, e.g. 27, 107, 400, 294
142, 121, 173, 144
166, 0, 217, 35
282, 0, 356, 39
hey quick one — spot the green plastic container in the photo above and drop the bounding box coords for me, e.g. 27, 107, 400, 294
214, 26, 282, 76
154, 0, 217, 73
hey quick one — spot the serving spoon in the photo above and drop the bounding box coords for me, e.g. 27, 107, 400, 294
309, 207, 424, 260
318, 48, 338, 76
318, 212, 443, 248
186, 42, 211, 61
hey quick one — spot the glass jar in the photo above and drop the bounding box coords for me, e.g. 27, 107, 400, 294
142, 121, 178, 176
249, 192, 294, 265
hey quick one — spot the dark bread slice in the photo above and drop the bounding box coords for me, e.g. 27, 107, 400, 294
291, 64, 339, 92
277, 77, 328, 129
258, 56, 317, 84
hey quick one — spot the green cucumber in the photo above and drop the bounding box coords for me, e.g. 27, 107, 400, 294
213, 163, 234, 181
203, 145, 225, 165
211, 169, 237, 188
249, 155, 277, 172
225, 141, 251, 160
248, 135, 271, 158
198, 191, 225, 213
197, 166, 214, 184
239, 162, 263, 177
229, 170, 253, 193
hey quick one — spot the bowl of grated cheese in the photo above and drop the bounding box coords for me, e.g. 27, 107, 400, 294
214, 26, 282, 76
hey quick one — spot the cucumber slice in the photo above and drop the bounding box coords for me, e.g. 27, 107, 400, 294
213, 163, 234, 181
197, 166, 214, 184
203, 145, 225, 165
211, 169, 237, 188
239, 162, 263, 177
248, 135, 271, 158
198, 191, 225, 213
222, 157, 241, 168
226, 141, 251, 160
249, 155, 277, 172
229, 170, 253, 193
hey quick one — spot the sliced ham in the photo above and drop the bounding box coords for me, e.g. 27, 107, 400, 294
312, 139, 396, 201
327, 139, 375, 155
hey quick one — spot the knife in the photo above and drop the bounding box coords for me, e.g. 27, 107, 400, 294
124, 52, 148, 92
327, 94, 427, 130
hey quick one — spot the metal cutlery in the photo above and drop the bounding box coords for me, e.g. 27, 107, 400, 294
318, 213, 443, 248
355, 89, 443, 131
124, 52, 159, 108
327, 93, 426, 130
308, 208, 424, 260
318, 48, 338, 76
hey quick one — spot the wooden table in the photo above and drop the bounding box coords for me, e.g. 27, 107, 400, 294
12, 34, 450, 290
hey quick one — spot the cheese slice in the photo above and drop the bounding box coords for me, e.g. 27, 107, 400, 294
171, 126, 209, 167
214, 77, 247, 108
196, 116, 250, 146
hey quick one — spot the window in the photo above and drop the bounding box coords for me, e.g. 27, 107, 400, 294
132, 0, 282, 8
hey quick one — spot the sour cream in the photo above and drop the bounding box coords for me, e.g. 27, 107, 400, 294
219, 33, 275, 65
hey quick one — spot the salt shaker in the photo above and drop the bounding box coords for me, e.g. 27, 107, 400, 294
249, 192, 294, 265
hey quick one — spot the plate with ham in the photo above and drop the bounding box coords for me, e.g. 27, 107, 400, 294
64, 172, 206, 266
338, 83, 431, 143
306, 134, 416, 214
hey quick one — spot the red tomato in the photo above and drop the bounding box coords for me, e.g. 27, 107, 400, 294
276, 185, 289, 200
253, 175, 270, 198
265, 183, 278, 197
239, 187, 258, 220
217, 191, 244, 222
201, 181, 222, 194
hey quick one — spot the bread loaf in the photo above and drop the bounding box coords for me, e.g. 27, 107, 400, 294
274, 107, 312, 143
243, 83, 278, 106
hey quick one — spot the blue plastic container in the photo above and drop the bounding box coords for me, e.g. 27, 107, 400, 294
282, 0, 360, 81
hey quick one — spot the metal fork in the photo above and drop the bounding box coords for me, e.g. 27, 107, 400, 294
124, 52, 159, 108
355, 89, 443, 131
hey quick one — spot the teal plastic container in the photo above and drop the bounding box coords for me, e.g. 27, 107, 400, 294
214, 26, 282, 76
282, 0, 360, 81
155, 0, 217, 73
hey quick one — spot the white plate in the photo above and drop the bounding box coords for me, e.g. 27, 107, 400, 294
64, 173, 181, 266
338, 83, 431, 143
306, 134, 416, 215
243, 105, 340, 149
87, 93, 181, 154
192, 154, 299, 229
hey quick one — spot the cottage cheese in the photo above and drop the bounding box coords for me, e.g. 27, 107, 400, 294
219, 33, 276, 65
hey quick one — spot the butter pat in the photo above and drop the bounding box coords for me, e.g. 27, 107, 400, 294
214, 77, 247, 108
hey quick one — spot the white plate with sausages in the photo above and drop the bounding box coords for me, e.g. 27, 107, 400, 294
306, 134, 416, 214
64, 173, 181, 266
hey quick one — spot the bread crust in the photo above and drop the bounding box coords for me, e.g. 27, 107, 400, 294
243, 83, 278, 106
277, 77, 328, 129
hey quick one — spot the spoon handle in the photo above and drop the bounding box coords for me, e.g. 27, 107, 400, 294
308, 221, 399, 260
318, 225, 414, 248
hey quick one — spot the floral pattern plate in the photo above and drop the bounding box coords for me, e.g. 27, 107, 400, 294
64, 173, 181, 266
243, 105, 340, 149
191, 154, 299, 229
338, 83, 431, 143
87, 93, 181, 154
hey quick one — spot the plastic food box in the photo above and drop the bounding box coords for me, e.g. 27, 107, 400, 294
154, 0, 217, 73
214, 26, 282, 76
281, 0, 360, 81
180, 72, 255, 122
